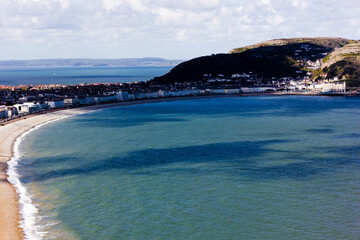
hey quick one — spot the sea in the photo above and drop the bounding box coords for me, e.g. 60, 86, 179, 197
8, 96, 360, 240
0, 66, 172, 86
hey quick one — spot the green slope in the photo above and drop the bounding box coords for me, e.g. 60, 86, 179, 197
230, 37, 356, 54
319, 44, 360, 86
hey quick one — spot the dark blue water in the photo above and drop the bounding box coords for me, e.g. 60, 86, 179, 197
17, 96, 360, 239
0, 66, 172, 86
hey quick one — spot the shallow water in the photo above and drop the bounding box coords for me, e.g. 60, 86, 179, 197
16, 96, 360, 239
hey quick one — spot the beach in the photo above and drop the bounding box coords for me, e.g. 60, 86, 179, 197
0, 100, 161, 240
0, 108, 97, 239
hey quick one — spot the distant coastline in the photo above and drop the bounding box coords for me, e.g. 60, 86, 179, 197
0, 58, 184, 68
0, 66, 175, 86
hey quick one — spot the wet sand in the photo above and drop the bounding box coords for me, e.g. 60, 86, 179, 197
0, 108, 97, 240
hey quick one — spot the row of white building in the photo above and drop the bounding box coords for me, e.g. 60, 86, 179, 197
0, 83, 346, 120
289, 81, 346, 92
1, 87, 279, 119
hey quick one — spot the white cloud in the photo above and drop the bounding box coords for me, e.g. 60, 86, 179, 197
59, 0, 71, 9
102, 0, 123, 12
258, 0, 271, 6
0, 0, 359, 59
151, 0, 221, 10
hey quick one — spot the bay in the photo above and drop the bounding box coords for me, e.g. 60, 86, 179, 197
17, 96, 360, 239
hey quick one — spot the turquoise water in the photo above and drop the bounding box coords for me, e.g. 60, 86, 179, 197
0, 66, 172, 86
17, 96, 360, 239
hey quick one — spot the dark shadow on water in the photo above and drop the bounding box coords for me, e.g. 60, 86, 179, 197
68, 96, 360, 128
17, 96, 360, 183
20, 140, 288, 182
74, 116, 187, 128
305, 128, 334, 134
19, 140, 360, 183
336, 133, 360, 139
250, 144, 360, 180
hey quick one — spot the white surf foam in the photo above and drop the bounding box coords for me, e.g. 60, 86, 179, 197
6, 106, 121, 239
7, 117, 72, 240
8, 125, 48, 240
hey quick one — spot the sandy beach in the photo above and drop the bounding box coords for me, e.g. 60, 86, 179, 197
0, 107, 99, 240
0, 100, 161, 239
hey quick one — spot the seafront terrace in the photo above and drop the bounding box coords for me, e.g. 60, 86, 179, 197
0, 78, 356, 123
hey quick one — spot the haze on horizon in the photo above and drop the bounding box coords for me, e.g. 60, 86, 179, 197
0, 0, 359, 61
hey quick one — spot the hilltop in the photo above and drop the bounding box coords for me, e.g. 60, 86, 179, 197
230, 37, 356, 54
152, 37, 360, 87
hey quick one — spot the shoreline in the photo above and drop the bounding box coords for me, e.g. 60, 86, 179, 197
0, 107, 97, 240
0, 95, 237, 240
0, 93, 359, 239
2, 91, 360, 126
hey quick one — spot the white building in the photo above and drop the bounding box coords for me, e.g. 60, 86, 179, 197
241, 87, 277, 93
178, 90, 201, 96
128, 94, 135, 100
163, 91, 180, 97
95, 95, 117, 103
47, 100, 65, 108
78, 97, 96, 105
64, 97, 80, 107
7, 107, 18, 118
0, 106, 7, 119
116, 91, 129, 101
158, 90, 165, 98
212, 89, 225, 94
322, 82, 346, 92
134, 92, 159, 99
224, 89, 240, 94
13, 103, 38, 115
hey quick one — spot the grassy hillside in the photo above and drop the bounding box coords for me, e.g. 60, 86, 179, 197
313, 43, 360, 86
230, 37, 356, 54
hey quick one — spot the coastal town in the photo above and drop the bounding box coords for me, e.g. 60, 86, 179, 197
2, 0, 360, 237
0, 76, 352, 121
2, 38, 360, 122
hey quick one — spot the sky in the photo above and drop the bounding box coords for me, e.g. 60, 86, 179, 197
0, 0, 359, 60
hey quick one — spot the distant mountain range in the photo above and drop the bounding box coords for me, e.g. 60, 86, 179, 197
153, 37, 360, 87
0, 58, 184, 67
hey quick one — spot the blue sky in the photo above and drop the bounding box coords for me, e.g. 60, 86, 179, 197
0, 0, 359, 60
